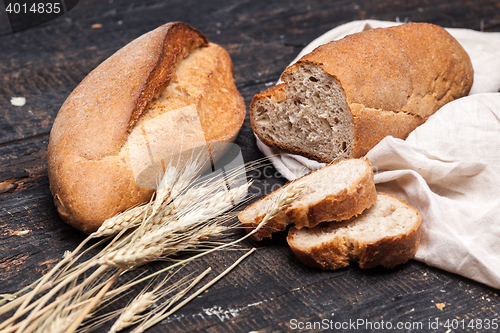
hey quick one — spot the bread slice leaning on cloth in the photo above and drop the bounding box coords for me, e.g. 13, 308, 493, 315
238, 158, 377, 241
47, 22, 246, 234
251, 22, 473, 163
287, 193, 422, 270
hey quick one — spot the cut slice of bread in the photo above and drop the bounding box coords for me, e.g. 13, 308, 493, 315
287, 193, 422, 270
238, 158, 377, 241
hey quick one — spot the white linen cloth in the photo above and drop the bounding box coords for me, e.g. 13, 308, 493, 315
255, 20, 500, 289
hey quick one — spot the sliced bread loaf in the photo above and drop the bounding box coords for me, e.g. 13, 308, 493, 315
238, 158, 377, 241
251, 23, 473, 163
287, 193, 422, 270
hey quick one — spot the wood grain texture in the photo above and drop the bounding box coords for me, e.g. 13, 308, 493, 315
1, 0, 500, 332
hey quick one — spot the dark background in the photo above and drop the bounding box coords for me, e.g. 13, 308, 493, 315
1, 0, 500, 332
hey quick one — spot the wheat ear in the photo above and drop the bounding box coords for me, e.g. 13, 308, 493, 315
91, 153, 206, 239
253, 181, 305, 234
108, 269, 197, 333
91, 166, 178, 239
132, 248, 256, 333
90, 205, 147, 238
3, 153, 266, 333
121, 182, 304, 288
96, 220, 227, 269
109, 292, 156, 333
96, 178, 249, 270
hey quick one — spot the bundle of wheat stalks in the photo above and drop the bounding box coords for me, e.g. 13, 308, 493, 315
0, 151, 303, 333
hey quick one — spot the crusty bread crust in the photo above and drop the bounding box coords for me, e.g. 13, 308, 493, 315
48, 22, 245, 234
288, 232, 351, 270
238, 158, 377, 241
350, 104, 425, 158
290, 23, 473, 119
287, 193, 422, 270
355, 220, 421, 269
251, 23, 473, 163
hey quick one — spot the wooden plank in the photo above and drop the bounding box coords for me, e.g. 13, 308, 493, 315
1, 0, 500, 332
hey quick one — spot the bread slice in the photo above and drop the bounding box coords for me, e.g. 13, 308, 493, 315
238, 158, 377, 241
251, 22, 473, 163
287, 193, 422, 270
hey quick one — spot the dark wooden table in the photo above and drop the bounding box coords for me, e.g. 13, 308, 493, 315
1, 0, 500, 332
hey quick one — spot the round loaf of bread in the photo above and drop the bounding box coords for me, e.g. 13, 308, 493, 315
47, 22, 246, 234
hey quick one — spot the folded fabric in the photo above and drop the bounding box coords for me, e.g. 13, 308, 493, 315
255, 20, 500, 289
368, 93, 500, 289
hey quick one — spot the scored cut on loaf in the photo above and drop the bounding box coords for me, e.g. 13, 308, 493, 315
48, 22, 245, 234
287, 193, 422, 270
238, 158, 377, 241
251, 22, 473, 163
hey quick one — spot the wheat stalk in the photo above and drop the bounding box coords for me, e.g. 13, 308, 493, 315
109, 292, 155, 333
91, 166, 179, 240
11, 268, 119, 333
97, 221, 228, 270
90, 149, 213, 240
107, 268, 206, 333
91, 205, 147, 239
66, 269, 123, 332
35, 281, 86, 333
95, 177, 249, 270
254, 181, 305, 233
0, 155, 286, 333
43, 310, 81, 333
132, 248, 256, 333
89, 166, 247, 274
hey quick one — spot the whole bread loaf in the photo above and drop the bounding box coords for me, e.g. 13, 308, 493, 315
251, 22, 473, 163
47, 22, 245, 234
287, 193, 422, 270
238, 158, 377, 241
